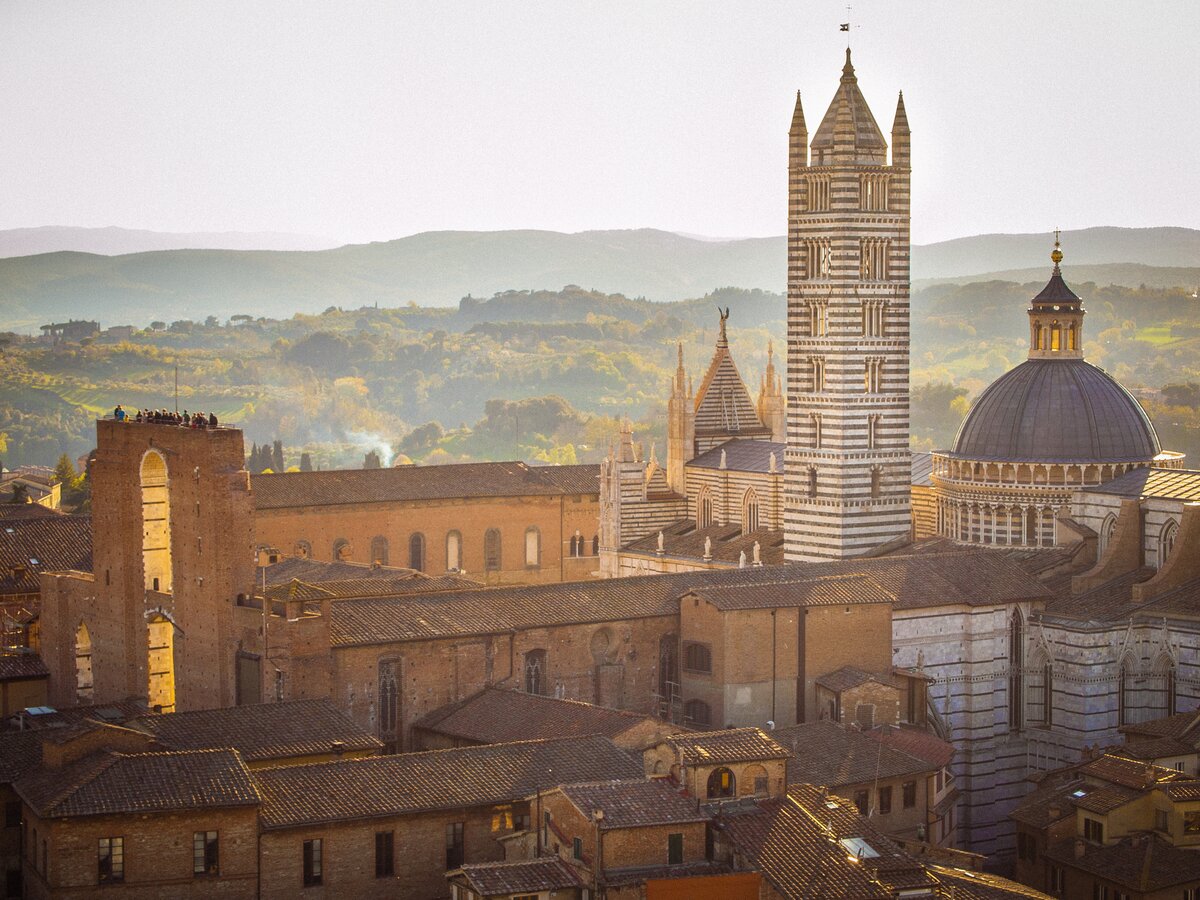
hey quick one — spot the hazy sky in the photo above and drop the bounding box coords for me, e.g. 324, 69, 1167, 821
3, 1, 1197, 245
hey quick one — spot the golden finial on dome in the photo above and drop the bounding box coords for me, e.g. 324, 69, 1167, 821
1051, 228, 1063, 266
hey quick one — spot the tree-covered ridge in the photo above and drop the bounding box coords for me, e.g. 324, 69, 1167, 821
1, 281, 1197, 470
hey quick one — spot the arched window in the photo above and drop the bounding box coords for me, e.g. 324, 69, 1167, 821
1152, 654, 1175, 719
1119, 657, 1135, 726
409, 533, 425, 572
484, 529, 502, 572
378, 658, 400, 754
707, 767, 736, 799
658, 634, 679, 704
1099, 513, 1118, 557
570, 531, 582, 557
370, 536, 389, 567
684, 642, 712, 674
742, 490, 760, 535
524, 527, 541, 568
75, 622, 93, 704
1160, 520, 1180, 567
147, 613, 176, 714
1008, 608, 1024, 732
332, 538, 352, 561
1068, 322, 1078, 351
141, 450, 172, 593
524, 649, 547, 695
294, 540, 312, 559
698, 488, 714, 528
808, 466, 818, 499
591, 534, 599, 556
446, 531, 462, 571
1050, 322, 1062, 352
684, 699, 711, 726
870, 466, 882, 499
1027, 654, 1052, 727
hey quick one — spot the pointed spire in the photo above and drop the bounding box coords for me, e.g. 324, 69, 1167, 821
674, 341, 686, 394
892, 91, 909, 133
1051, 228, 1064, 274
790, 90, 807, 135
891, 92, 910, 166
790, 90, 809, 168
842, 47, 855, 80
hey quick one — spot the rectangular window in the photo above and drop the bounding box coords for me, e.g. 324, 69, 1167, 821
668, 832, 683, 865
375, 831, 394, 878
193, 830, 219, 877
878, 785, 892, 815
573, 836, 583, 860
754, 775, 769, 795
513, 812, 530, 832
446, 822, 465, 870
1084, 818, 1104, 843
902, 781, 916, 809
854, 790, 869, 816
1185, 812, 1200, 835
1048, 865, 1065, 895
303, 839, 323, 887
3, 802, 18, 829
98, 837, 124, 885
1155, 808, 1169, 832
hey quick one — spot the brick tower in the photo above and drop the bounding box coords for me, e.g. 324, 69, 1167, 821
43, 420, 257, 710
784, 50, 912, 560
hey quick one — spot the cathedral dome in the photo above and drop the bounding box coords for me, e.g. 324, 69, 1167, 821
950, 358, 1160, 464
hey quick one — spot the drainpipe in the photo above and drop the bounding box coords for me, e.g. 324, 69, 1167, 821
771, 609, 777, 724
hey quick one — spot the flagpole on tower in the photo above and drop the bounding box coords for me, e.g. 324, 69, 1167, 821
841, 5, 852, 47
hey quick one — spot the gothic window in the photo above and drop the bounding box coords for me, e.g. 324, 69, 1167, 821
294, 540, 312, 559
812, 357, 826, 392
524, 526, 541, 568
865, 358, 883, 393
1152, 654, 1175, 719
806, 175, 831, 212
1099, 513, 1118, 557
870, 465, 882, 499
707, 767, 736, 799
684, 699, 711, 726
658, 634, 679, 703
867, 414, 879, 450
1119, 659, 1134, 727
378, 658, 400, 753
698, 488, 714, 528
484, 528, 501, 572
743, 490, 760, 534
524, 649, 547, 696
370, 536, 389, 566
807, 466, 818, 499
1008, 608, 1024, 732
684, 642, 712, 674
809, 300, 828, 337
408, 533, 425, 572
591, 534, 599, 556
332, 538, 352, 561
570, 531, 582, 557
1032, 321, 1043, 351
445, 530, 462, 571
1160, 520, 1180, 567
811, 413, 822, 449
140, 450, 172, 594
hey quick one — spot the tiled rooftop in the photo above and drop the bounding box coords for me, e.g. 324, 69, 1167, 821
927, 865, 1055, 899
622, 520, 787, 566
558, 780, 709, 829
1089, 466, 1200, 502
128, 698, 382, 762
16, 749, 259, 818
254, 735, 643, 829
328, 550, 1049, 647
866, 724, 955, 769
776, 721, 938, 788
1079, 753, 1187, 789
814, 666, 900, 694
686, 574, 893, 611
457, 858, 585, 895
662, 728, 789, 766
0, 513, 91, 595
413, 687, 662, 746
252, 461, 598, 509
0, 653, 49, 681
911, 451, 933, 487
718, 784, 935, 899
1044, 832, 1200, 892
687, 439, 785, 473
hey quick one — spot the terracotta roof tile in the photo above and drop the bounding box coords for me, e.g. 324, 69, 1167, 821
663, 728, 788, 766
5, 700, 149, 731
128, 698, 382, 762
687, 439, 785, 473
866, 725, 955, 769
558, 780, 709, 829
718, 784, 935, 899
457, 858, 585, 895
1044, 833, 1200, 892
0, 653, 48, 681
0, 731, 43, 783
252, 462, 598, 509
1072, 783, 1142, 814
413, 687, 663, 746
254, 735, 643, 829
687, 575, 893, 611
622, 520, 787, 566
1078, 753, 1187, 789
1120, 710, 1200, 741
814, 665, 900, 694
776, 721, 935, 788
0, 514, 91, 595
1009, 779, 1085, 829
927, 865, 1054, 898
16, 749, 259, 818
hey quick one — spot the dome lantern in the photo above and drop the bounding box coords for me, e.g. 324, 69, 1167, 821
1027, 230, 1085, 360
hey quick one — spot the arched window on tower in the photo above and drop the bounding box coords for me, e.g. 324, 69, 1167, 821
1050, 321, 1062, 352
1119, 656, 1135, 726
1068, 322, 1078, 351
1008, 608, 1024, 732
408, 533, 425, 572
484, 529, 501, 572
1160, 520, 1180, 567
742, 490, 760, 535
75, 622, 93, 704
570, 531, 581, 558
1152, 654, 1175, 719
140, 450, 172, 594
591, 535, 599, 556
808, 467, 818, 499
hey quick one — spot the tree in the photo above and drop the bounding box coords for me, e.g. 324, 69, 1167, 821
54, 453, 77, 485
149, 321, 166, 331
299, 452, 313, 472
272, 440, 285, 472
8, 483, 28, 504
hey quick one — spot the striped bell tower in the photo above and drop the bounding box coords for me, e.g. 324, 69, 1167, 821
784, 49, 912, 561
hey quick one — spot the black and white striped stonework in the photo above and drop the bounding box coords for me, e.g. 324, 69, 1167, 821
783, 51, 912, 561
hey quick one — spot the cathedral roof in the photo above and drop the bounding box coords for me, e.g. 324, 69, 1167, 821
810, 49, 888, 159
949, 359, 1160, 464
687, 439, 784, 474
693, 314, 769, 438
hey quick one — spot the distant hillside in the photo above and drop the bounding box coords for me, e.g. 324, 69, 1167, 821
0, 226, 341, 258
0, 226, 1195, 330
917, 263, 1200, 291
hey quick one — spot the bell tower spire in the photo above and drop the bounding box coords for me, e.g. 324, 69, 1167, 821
1027, 231, 1085, 360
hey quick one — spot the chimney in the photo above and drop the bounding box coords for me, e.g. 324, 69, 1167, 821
331, 740, 346, 759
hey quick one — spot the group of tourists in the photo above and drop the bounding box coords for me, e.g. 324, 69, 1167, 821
112, 405, 219, 428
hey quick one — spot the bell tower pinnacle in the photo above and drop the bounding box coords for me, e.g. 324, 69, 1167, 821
784, 52, 912, 561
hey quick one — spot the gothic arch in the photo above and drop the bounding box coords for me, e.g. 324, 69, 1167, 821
742, 489, 760, 535
1160, 519, 1180, 567
1099, 513, 1118, 557
140, 449, 172, 593
1008, 607, 1024, 732
377, 656, 402, 753
1117, 651, 1137, 727
697, 487, 714, 528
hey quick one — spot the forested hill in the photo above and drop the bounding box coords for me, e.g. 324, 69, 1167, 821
1, 226, 1196, 330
